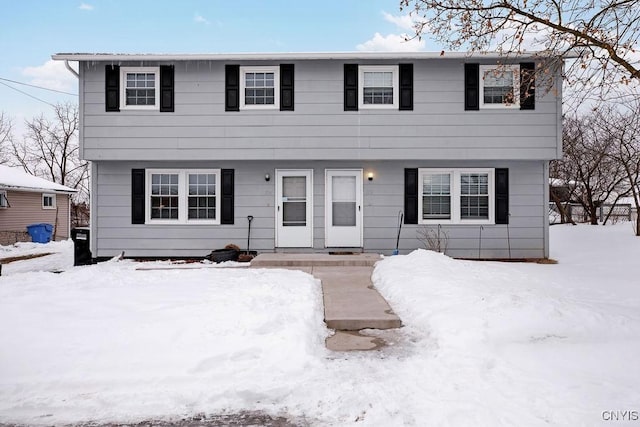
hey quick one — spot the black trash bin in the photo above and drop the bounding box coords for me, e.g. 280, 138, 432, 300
71, 227, 92, 266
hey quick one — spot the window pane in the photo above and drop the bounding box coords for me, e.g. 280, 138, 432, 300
187, 173, 217, 220
282, 176, 306, 199
244, 71, 275, 105
363, 87, 393, 105
460, 173, 489, 219
124, 72, 156, 106
333, 202, 356, 226
483, 69, 514, 104
150, 174, 179, 220
422, 173, 451, 220
363, 70, 394, 105
283, 202, 306, 226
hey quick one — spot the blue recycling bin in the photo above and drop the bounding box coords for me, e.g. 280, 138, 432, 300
26, 223, 54, 243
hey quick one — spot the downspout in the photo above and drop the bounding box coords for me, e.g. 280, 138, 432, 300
64, 60, 80, 79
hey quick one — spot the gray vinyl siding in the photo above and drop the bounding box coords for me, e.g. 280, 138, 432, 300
80, 59, 561, 162
92, 160, 547, 259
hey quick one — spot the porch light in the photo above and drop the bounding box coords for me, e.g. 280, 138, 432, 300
368, 172, 374, 181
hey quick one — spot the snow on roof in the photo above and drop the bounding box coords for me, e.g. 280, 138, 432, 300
0, 165, 77, 193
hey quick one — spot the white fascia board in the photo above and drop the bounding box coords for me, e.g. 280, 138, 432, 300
52, 50, 580, 62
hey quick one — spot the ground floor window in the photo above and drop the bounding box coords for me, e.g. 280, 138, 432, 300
146, 169, 220, 224
419, 168, 494, 224
0, 190, 8, 208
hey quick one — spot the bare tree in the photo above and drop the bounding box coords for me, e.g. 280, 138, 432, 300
547, 170, 577, 225
401, 0, 640, 100
558, 113, 629, 225
0, 112, 13, 164
10, 102, 88, 202
600, 102, 640, 235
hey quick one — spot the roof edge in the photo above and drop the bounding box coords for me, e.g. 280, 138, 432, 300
52, 50, 580, 62
1, 185, 77, 194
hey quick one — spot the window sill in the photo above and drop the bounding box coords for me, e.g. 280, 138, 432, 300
240, 105, 279, 110
145, 220, 221, 226
419, 220, 495, 226
121, 105, 160, 111
479, 104, 520, 110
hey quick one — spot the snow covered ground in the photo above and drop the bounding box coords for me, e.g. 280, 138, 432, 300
1, 224, 639, 426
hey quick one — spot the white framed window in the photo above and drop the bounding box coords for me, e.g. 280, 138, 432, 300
359, 65, 399, 109
0, 190, 8, 208
240, 66, 279, 110
419, 169, 494, 224
42, 193, 56, 210
120, 67, 160, 110
479, 65, 520, 109
146, 169, 220, 224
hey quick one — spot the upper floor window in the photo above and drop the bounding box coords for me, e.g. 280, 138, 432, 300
240, 66, 280, 109
120, 67, 160, 110
419, 169, 494, 224
42, 193, 56, 210
359, 65, 399, 109
479, 65, 519, 109
146, 169, 220, 224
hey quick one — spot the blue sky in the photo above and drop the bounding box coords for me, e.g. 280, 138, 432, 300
0, 0, 435, 134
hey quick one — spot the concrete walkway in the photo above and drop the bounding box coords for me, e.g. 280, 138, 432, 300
251, 253, 402, 351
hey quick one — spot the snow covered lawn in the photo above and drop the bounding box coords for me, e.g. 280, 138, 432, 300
1, 224, 639, 426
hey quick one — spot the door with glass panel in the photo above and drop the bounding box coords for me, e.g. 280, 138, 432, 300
325, 169, 363, 247
276, 170, 313, 248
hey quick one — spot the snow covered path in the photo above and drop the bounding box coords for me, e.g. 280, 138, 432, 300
1, 224, 639, 426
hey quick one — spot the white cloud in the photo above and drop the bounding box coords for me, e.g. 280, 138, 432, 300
356, 32, 425, 52
79, 3, 93, 11
22, 60, 78, 93
194, 13, 210, 25
356, 11, 427, 52
382, 12, 416, 32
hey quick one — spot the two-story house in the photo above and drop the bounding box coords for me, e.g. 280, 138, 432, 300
52, 52, 563, 260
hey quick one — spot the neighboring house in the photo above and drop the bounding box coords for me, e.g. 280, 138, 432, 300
52, 52, 566, 259
0, 165, 77, 245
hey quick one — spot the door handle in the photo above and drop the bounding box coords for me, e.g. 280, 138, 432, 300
358, 205, 361, 212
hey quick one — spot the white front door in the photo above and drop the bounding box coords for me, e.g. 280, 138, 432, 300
276, 169, 313, 248
325, 169, 363, 247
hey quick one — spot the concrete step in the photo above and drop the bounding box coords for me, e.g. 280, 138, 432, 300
250, 253, 381, 267
313, 267, 402, 331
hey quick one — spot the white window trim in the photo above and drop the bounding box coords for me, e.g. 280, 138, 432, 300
359, 65, 399, 110
120, 66, 160, 110
239, 66, 280, 110
479, 65, 520, 109
418, 168, 495, 225
145, 169, 221, 225
42, 193, 56, 210
0, 190, 8, 208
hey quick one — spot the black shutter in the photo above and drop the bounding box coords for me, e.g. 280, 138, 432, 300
105, 65, 120, 112
131, 169, 145, 224
520, 62, 535, 110
221, 169, 234, 224
404, 168, 418, 224
344, 64, 358, 111
159, 65, 174, 112
280, 64, 294, 111
225, 65, 240, 112
495, 168, 509, 224
399, 63, 413, 111
464, 63, 479, 111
